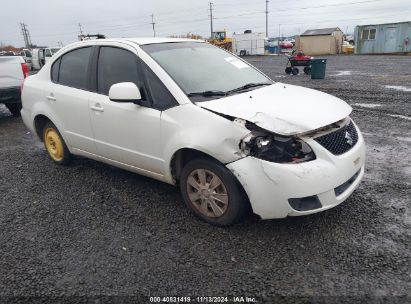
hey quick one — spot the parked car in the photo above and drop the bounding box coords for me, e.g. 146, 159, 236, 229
44, 47, 61, 63
279, 39, 294, 49
21, 38, 365, 226
20, 49, 33, 70
344, 35, 355, 45
0, 55, 28, 115
0, 51, 17, 56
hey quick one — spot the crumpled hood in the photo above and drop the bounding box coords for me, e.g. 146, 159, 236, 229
199, 82, 352, 135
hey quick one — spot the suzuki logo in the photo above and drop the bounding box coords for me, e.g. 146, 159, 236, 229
345, 131, 353, 146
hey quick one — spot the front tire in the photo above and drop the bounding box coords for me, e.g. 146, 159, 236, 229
180, 157, 248, 226
42, 121, 72, 165
5, 103, 22, 116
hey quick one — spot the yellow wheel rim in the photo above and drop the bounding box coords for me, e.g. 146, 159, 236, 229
44, 128, 64, 162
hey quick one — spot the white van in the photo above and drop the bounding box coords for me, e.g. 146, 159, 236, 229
31, 48, 45, 70
44, 47, 61, 63
32, 47, 61, 70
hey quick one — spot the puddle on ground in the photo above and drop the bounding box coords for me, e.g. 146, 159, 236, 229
385, 85, 411, 92
387, 114, 411, 121
352, 103, 383, 108
332, 71, 353, 76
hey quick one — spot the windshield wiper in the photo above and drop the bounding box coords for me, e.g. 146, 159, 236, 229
187, 90, 227, 97
227, 82, 272, 94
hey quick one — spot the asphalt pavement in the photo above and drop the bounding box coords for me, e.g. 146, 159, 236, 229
0, 55, 410, 303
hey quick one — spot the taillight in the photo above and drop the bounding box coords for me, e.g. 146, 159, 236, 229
21, 63, 29, 78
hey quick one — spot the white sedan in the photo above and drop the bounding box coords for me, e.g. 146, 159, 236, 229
21, 38, 365, 226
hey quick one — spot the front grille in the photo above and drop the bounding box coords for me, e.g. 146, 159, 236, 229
314, 121, 358, 155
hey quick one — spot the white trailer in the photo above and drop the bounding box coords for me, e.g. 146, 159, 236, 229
232, 32, 265, 56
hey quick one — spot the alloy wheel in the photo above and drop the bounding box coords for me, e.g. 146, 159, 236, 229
186, 169, 229, 218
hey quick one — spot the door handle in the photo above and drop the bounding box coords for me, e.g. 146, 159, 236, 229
46, 95, 56, 102
90, 105, 104, 112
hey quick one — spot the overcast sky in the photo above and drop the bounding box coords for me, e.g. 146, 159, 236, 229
1, 0, 410, 47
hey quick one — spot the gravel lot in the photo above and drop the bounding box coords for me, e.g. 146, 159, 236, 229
0, 55, 410, 303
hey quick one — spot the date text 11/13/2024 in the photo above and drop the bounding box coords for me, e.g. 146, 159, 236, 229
149, 296, 257, 303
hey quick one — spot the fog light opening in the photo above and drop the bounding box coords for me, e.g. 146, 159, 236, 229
288, 195, 322, 211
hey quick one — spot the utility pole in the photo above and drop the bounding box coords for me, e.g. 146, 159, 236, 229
265, 0, 269, 38
150, 14, 156, 37
26, 26, 32, 48
278, 24, 281, 40
20, 23, 32, 49
78, 23, 83, 36
278, 24, 281, 54
20, 23, 28, 48
209, 2, 214, 39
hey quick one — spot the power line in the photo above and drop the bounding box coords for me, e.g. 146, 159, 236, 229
274, 0, 385, 13
2, 0, 403, 44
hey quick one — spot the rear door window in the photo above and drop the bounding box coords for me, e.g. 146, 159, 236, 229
58, 47, 92, 90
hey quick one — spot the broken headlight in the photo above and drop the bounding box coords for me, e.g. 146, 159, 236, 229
240, 133, 316, 163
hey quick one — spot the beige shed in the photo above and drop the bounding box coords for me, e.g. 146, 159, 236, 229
295, 28, 344, 55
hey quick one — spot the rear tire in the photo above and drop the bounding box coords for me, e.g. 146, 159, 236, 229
239, 50, 246, 56
180, 157, 249, 226
5, 103, 22, 116
42, 121, 72, 165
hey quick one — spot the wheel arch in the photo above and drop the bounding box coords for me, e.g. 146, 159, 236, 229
170, 148, 224, 183
33, 114, 66, 144
34, 114, 52, 141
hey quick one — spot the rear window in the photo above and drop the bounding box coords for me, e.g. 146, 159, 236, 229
57, 47, 92, 90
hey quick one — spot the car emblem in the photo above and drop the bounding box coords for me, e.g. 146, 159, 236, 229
345, 131, 353, 146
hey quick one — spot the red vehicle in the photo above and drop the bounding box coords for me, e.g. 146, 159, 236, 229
285, 51, 313, 75
279, 40, 293, 49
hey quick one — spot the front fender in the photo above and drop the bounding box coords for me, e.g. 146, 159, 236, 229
160, 104, 249, 182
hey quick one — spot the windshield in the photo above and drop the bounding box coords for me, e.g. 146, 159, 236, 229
141, 42, 272, 97
50, 48, 61, 54
24, 50, 32, 57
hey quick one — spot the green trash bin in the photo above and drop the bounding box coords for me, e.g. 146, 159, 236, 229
310, 59, 327, 79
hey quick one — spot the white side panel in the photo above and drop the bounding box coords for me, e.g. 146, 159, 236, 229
0, 56, 24, 88
89, 92, 164, 175
232, 33, 265, 55
160, 104, 249, 183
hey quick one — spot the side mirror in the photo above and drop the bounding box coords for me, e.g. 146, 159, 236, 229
109, 82, 142, 104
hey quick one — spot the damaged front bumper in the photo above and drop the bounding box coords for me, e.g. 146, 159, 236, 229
226, 130, 366, 220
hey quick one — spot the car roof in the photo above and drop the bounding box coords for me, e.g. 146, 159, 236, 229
56, 38, 206, 55
127, 37, 204, 45
95, 37, 205, 45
